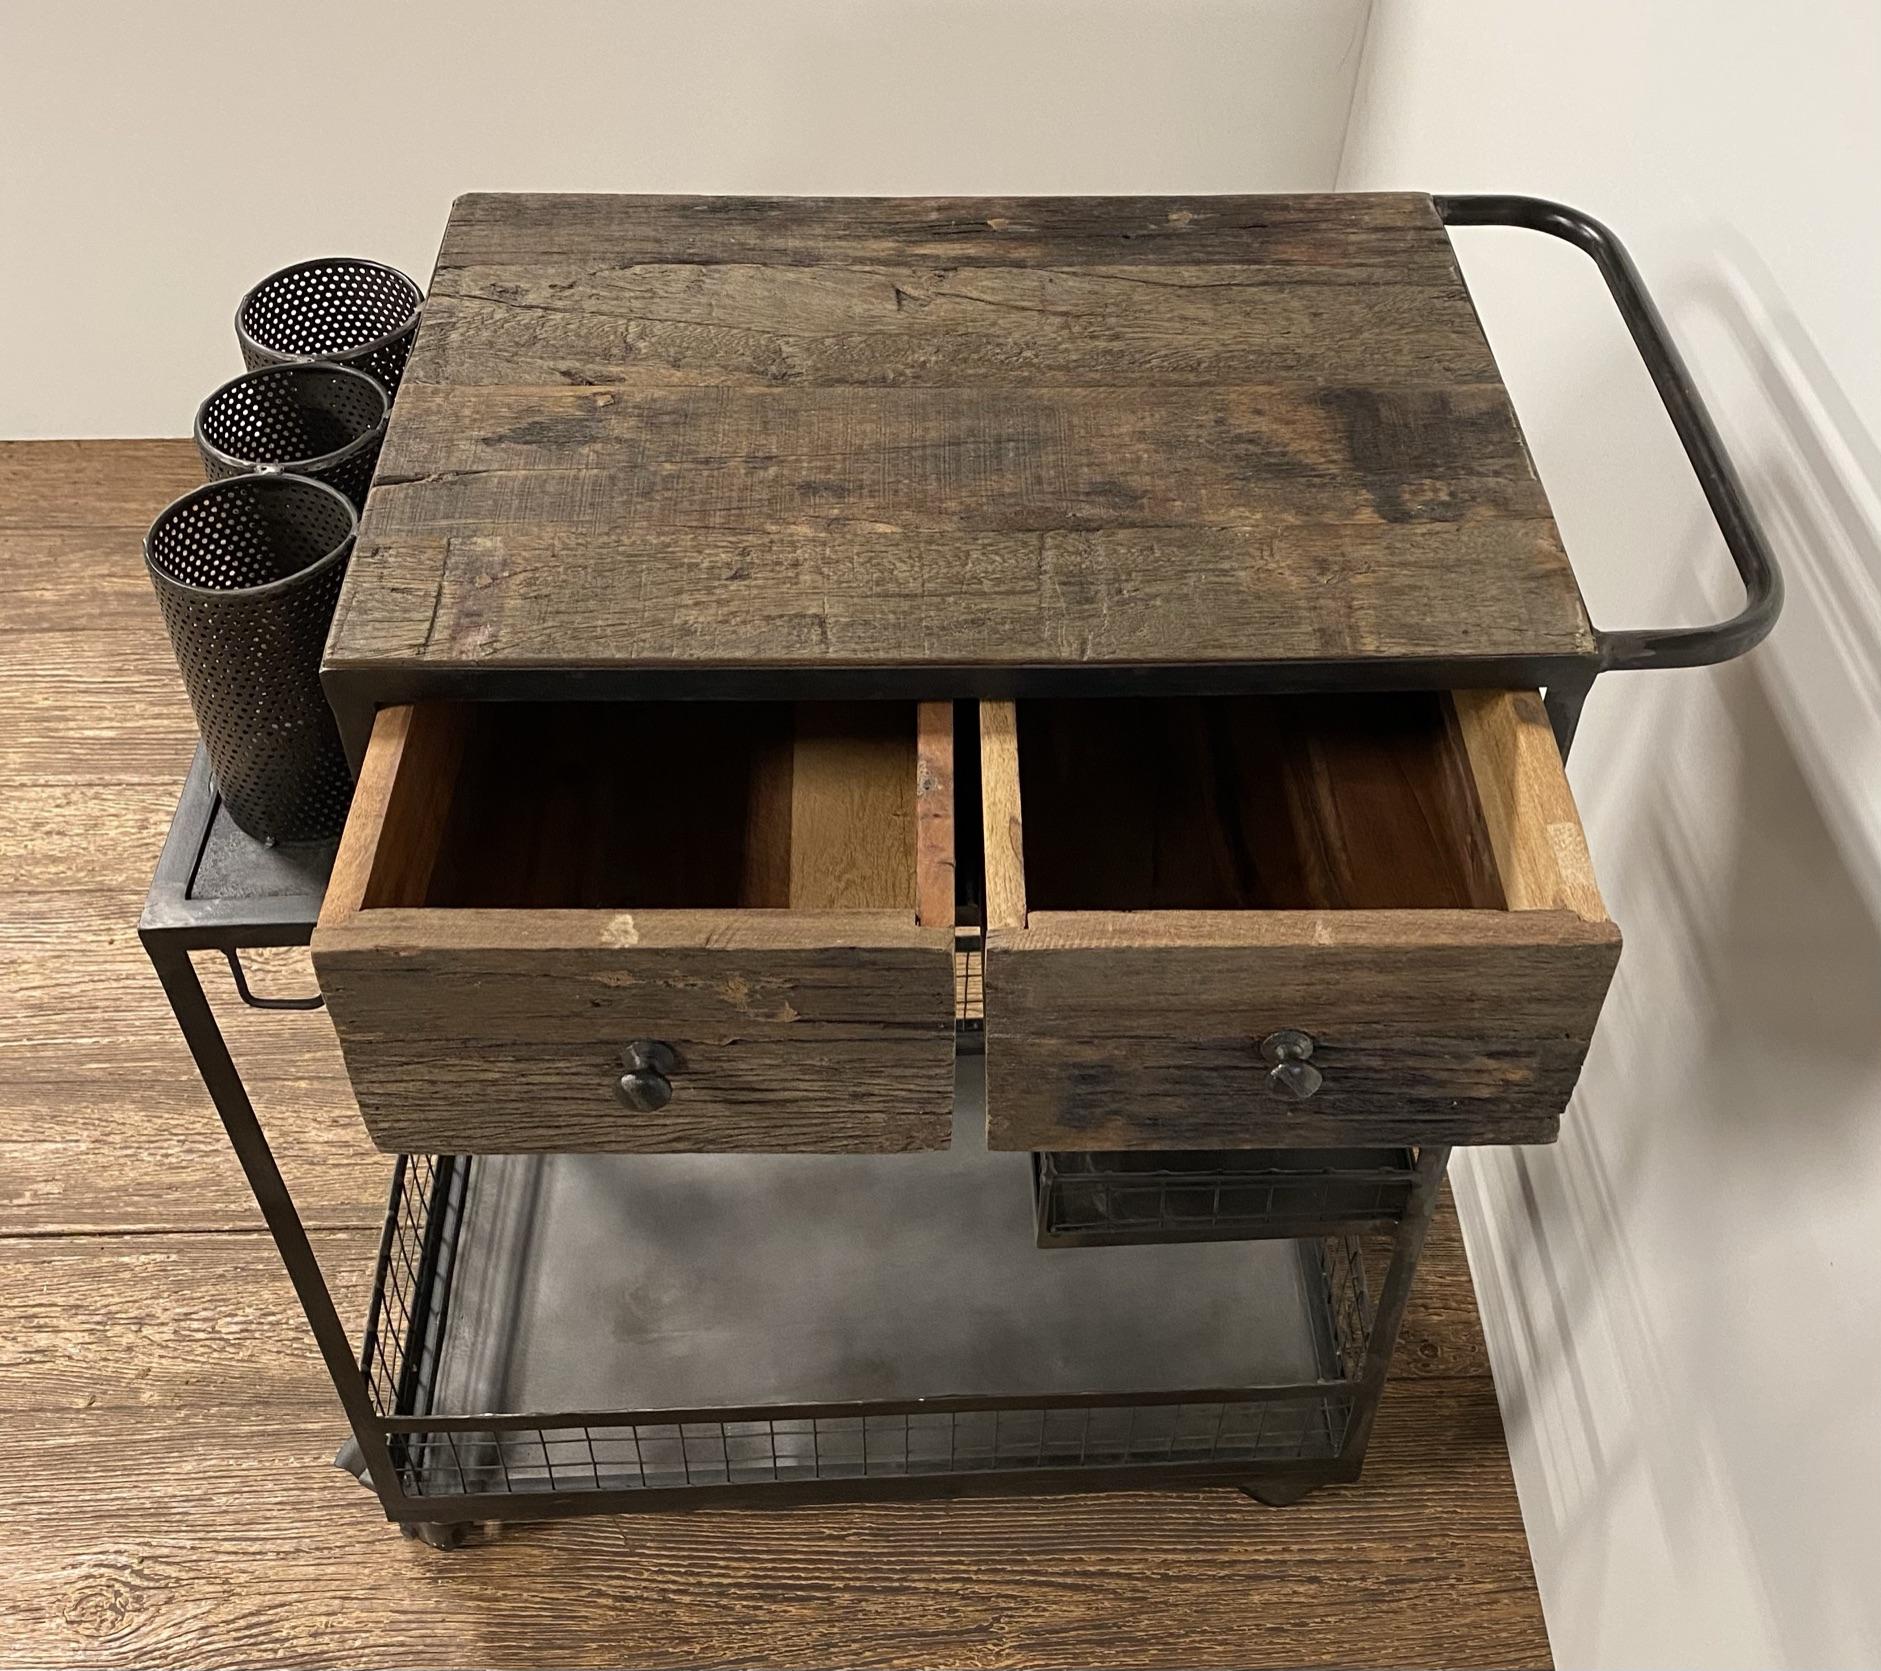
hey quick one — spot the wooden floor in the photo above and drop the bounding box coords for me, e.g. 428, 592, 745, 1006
0, 440, 1550, 1670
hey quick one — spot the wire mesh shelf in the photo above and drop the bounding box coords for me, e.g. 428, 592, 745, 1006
1034, 1147, 1419, 1248
359, 1148, 1380, 1504
385, 1397, 1362, 1498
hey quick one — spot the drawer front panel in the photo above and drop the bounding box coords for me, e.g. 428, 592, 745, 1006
319, 925, 954, 1153
985, 913, 1618, 1149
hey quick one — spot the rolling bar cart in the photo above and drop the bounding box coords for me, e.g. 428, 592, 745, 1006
142, 194, 1780, 1543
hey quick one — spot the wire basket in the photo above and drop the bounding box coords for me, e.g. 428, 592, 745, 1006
236, 257, 423, 395
360, 1154, 1374, 1503
1034, 1148, 1419, 1247
145, 474, 357, 843
194, 364, 388, 510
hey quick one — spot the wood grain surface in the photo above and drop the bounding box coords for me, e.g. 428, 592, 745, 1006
324, 193, 1592, 703
0, 440, 1549, 1668
1454, 688, 1609, 920
914, 701, 955, 928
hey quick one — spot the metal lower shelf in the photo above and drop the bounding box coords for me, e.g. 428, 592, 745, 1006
362, 1062, 1391, 1507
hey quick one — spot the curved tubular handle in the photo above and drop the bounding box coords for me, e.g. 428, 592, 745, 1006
1433, 194, 1783, 673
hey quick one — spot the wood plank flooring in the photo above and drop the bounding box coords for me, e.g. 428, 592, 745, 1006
0, 440, 1549, 1669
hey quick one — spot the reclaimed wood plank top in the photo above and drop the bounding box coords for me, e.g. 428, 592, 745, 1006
325, 194, 1591, 685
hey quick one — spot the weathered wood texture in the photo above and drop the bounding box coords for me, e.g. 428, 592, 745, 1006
0, 440, 1547, 1668
325, 193, 1591, 698
981, 694, 1619, 1149
914, 700, 955, 927
1011, 693, 1506, 913
314, 701, 955, 1153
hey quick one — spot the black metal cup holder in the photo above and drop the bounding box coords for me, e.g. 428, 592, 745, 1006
236, 257, 423, 396
194, 364, 389, 511
145, 473, 358, 843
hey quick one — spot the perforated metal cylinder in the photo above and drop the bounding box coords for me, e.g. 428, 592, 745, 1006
194, 364, 389, 510
236, 258, 423, 394
145, 474, 357, 843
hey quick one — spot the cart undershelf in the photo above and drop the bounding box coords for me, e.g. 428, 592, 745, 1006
368, 1063, 1378, 1501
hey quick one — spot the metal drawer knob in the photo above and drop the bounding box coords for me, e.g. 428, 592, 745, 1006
615, 1039, 678, 1113
1260, 1029, 1323, 1100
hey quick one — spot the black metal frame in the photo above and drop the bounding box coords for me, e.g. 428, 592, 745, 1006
139, 752, 403, 1507
322, 653, 1597, 775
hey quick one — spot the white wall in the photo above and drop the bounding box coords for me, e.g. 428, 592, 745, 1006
1338, 5, 1881, 1665
0, 0, 1369, 438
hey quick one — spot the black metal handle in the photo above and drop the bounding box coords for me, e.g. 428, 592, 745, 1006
1259, 1029, 1323, 1100
1433, 195, 1783, 673
615, 1040, 679, 1113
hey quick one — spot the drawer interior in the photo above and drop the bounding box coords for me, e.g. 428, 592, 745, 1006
1011, 693, 1505, 914
351, 700, 946, 918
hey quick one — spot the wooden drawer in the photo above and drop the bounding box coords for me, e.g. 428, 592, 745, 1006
313, 700, 956, 1153
978, 691, 1619, 1149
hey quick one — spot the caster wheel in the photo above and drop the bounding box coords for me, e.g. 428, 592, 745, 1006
1240, 1480, 1317, 1507
401, 1521, 471, 1549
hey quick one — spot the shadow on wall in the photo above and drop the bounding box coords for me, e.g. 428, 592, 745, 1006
1696, 236, 1881, 926
1455, 241, 1881, 1666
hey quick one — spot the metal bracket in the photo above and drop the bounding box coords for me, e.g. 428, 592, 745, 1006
1434, 194, 1784, 674
223, 948, 324, 1012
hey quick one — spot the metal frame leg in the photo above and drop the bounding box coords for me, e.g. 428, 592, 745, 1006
141, 935, 406, 1512
1238, 1144, 1451, 1505
1333, 1144, 1452, 1470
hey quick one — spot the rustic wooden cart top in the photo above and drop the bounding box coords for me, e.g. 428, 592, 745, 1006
323, 192, 1592, 734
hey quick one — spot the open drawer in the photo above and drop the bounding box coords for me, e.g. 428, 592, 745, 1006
313, 701, 956, 1153
979, 691, 1619, 1149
